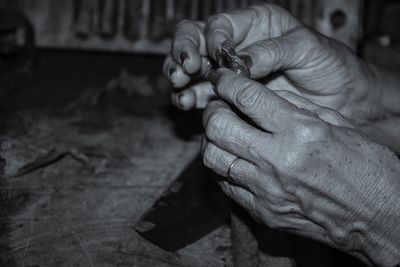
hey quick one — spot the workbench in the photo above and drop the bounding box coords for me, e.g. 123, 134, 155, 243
0, 51, 235, 266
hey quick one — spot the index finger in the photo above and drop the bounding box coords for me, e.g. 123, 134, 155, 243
208, 69, 300, 132
205, 4, 301, 60
172, 20, 207, 74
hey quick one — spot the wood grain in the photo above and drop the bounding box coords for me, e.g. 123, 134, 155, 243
0, 107, 231, 267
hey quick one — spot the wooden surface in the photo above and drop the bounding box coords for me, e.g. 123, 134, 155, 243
0, 91, 233, 266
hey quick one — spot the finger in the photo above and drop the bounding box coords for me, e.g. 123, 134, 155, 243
189, 81, 217, 109
274, 90, 320, 111
208, 68, 298, 132
171, 89, 195, 111
238, 26, 317, 79
274, 90, 355, 128
203, 100, 270, 164
202, 140, 239, 177
171, 82, 217, 110
172, 20, 207, 74
264, 75, 299, 93
225, 155, 268, 194
163, 56, 191, 88
205, 5, 301, 61
202, 140, 260, 192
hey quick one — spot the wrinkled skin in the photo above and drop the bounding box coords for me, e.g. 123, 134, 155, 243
201, 69, 400, 267
163, 4, 386, 126
163, 4, 400, 267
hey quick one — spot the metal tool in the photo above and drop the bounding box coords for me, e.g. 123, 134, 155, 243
134, 154, 230, 251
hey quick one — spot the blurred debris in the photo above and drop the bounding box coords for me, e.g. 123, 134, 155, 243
377, 34, 391, 47
0, 137, 103, 177
105, 69, 156, 97
65, 69, 163, 114
11, 149, 68, 177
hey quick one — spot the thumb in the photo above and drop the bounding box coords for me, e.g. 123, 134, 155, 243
239, 26, 322, 79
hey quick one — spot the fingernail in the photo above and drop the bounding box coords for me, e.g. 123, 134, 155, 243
180, 52, 188, 67
168, 68, 176, 79
206, 69, 220, 85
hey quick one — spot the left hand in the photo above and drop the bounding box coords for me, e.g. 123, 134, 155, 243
202, 69, 400, 267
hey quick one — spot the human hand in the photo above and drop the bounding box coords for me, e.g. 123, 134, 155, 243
202, 69, 400, 267
163, 4, 388, 125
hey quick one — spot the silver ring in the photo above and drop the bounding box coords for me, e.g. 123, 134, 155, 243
227, 157, 240, 178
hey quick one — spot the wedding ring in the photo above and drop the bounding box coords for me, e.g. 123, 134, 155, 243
227, 157, 240, 178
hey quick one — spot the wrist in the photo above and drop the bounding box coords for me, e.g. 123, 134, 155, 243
363, 203, 400, 267
360, 168, 400, 267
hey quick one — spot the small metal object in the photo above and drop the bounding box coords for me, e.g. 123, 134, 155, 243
217, 39, 251, 77
227, 157, 240, 179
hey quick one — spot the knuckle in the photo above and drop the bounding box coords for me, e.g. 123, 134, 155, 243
236, 81, 263, 108
256, 38, 283, 63
202, 143, 215, 168
287, 26, 326, 63
293, 27, 325, 59
294, 27, 320, 48
281, 120, 331, 169
330, 228, 351, 250
205, 111, 227, 141
294, 120, 331, 143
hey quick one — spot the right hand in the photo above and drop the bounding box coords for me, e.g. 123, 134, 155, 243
201, 69, 400, 267
163, 4, 386, 126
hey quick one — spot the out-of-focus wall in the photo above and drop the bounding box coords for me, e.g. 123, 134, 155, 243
6, 0, 363, 54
